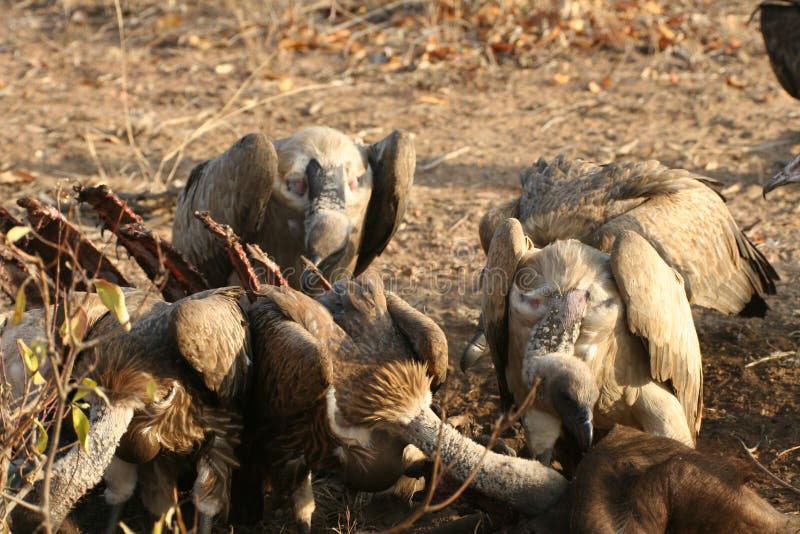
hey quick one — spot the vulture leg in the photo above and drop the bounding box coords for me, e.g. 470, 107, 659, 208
291, 469, 315, 534
192, 435, 236, 534
633, 383, 694, 447
460, 326, 488, 371
102, 457, 137, 534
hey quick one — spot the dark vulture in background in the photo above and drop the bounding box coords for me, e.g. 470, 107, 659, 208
173, 126, 414, 290
759, 1, 800, 194
463, 156, 778, 369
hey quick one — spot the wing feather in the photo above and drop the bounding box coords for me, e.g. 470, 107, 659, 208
355, 130, 415, 275
248, 286, 335, 417
169, 287, 251, 404
173, 133, 277, 286
482, 218, 529, 410
385, 291, 448, 389
610, 231, 703, 437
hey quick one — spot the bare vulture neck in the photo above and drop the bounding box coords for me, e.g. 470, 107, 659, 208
399, 406, 568, 516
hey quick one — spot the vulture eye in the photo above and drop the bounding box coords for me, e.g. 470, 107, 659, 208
287, 178, 307, 196
525, 296, 543, 309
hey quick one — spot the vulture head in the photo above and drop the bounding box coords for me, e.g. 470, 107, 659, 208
763, 153, 800, 195
483, 218, 703, 461
173, 127, 414, 290
273, 127, 371, 290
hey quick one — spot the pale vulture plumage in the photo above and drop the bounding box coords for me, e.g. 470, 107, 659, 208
483, 218, 703, 461
173, 126, 414, 290
464, 155, 778, 369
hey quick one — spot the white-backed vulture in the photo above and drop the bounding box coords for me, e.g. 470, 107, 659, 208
4, 287, 250, 534
173, 127, 414, 290
232, 269, 448, 532
482, 218, 703, 461
358, 360, 798, 534
463, 155, 778, 369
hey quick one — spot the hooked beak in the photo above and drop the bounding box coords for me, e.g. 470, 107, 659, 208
560, 404, 594, 452
461, 328, 488, 371
302, 158, 351, 292
763, 154, 800, 197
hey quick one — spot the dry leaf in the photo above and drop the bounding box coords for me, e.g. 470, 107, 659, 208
552, 73, 571, 85
215, 64, 235, 75
416, 94, 449, 106
0, 169, 36, 185
587, 81, 602, 93
155, 13, 181, 32
278, 77, 293, 92
726, 75, 746, 89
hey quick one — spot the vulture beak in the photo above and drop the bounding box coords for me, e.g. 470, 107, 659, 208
763, 154, 800, 197
557, 403, 594, 452
461, 328, 488, 371
302, 158, 351, 292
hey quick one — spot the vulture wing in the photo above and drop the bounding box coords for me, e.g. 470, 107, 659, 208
169, 287, 251, 404
482, 218, 530, 411
173, 133, 278, 287
610, 231, 703, 436
759, 1, 800, 100
520, 156, 777, 316
479, 198, 520, 254
385, 291, 448, 389
595, 167, 778, 316
354, 130, 415, 275
249, 285, 335, 417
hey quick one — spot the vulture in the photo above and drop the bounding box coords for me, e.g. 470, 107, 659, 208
173, 126, 414, 290
233, 268, 448, 532
4, 287, 250, 534
758, 0, 800, 101
463, 155, 778, 369
481, 218, 703, 461
358, 360, 799, 533
758, 1, 800, 195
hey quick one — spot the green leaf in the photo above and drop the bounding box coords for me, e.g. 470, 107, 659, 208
146, 380, 157, 402
151, 515, 164, 534
73, 377, 95, 403
33, 418, 48, 453
94, 279, 130, 331
17, 339, 38, 374
5, 225, 30, 244
12, 279, 29, 326
71, 404, 90, 452
60, 306, 89, 346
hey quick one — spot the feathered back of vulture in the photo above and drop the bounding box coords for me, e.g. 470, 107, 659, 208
502, 155, 778, 317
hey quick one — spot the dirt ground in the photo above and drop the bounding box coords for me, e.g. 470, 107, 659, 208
1, 0, 799, 532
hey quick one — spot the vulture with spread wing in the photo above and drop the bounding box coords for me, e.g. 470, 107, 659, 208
464, 156, 778, 369
482, 218, 703, 462
173, 127, 414, 290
